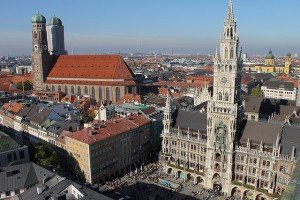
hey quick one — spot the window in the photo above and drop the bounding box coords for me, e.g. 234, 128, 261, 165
77, 86, 81, 95
116, 87, 121, 102
58, 85, 61, 92
99, 87, 103, 100
230, 47, 234, 59
7, 154, 12, 162
106, 87, 110, 101
65, 85, 68, 94
91, 87, 95, 99
225, 47, 228, 59
84, 86, 88, 94
225, 93, 229, 101
71, 86, 75, 94
52, 85, 55, 91
5, 191, 11, 197
19, 151, 25, 159
218, 92, 222, 101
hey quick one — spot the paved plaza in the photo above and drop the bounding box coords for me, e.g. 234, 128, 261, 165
97, 162, 240, 200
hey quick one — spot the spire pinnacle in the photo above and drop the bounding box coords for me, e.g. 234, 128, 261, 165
227, 0, 234, 22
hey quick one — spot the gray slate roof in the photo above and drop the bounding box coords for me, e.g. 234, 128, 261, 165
0, 162, 54, 193
281, 125, 300, 156
240, 121, 282, 145
0, 131, 22, 153
172, 109, 207, 132
263, 80, 295, 91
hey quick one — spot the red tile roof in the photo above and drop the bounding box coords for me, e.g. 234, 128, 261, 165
66, 114, 150, 144
47, 55, 136, 81
2, 102, 23, 113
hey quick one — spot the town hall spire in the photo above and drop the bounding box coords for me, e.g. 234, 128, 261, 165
227, 0, 234, 22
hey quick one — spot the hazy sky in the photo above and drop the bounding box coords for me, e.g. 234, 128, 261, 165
0, 0, 299, 56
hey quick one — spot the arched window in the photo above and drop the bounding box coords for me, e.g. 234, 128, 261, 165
71, 86, 75, 94
229, 65, 232, 72
91, 87, 95, 99
230, 47, 234, 59
77, 86, 81, 95
116, 87, 121, 102
227, 28, 229, 37
218, 92, 222, 101
58, 85, 61, 92
218, 65, 221, 71
46, 85, 49, 91
230, 27, 233, 39
225, 48, 228, 59
52, 85, 55, 91
33, 31, 37, 39
84, 86, 88, 94
99, 87, 103, 100
65, 85, 68, 94
225, 93, 229, 101
106, 87, 110, 101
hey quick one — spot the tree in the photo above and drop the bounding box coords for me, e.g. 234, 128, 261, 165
16, 80, 32, 91
251, 85, 264, 98
86, 109, 96, 122
35, 143, 60, 169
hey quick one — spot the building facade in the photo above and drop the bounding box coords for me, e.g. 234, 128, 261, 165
254, 51, 292, 75
261, 80, 297, 101
56, 114, 151, 184
160, 1, 298, 199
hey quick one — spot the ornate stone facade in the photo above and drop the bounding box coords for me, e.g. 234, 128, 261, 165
160, 1, 298, 199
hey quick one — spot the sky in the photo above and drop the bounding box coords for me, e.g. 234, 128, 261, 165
0, 0, 299, 56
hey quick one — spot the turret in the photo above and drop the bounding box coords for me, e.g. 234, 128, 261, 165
31, 13, 50, 91
297, 77, 300, 106
47, 16, 67, 55
163, 93, 172, 135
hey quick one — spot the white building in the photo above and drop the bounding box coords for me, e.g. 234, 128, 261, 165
261, 80, 297, 101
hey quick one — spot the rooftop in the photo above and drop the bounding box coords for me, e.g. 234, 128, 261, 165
0, 131, 22, 153
66, 114, 150, 144
46, 55, 136, 84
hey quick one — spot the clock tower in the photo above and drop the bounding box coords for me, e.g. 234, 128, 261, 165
31, 13, 50, 91
205, 0, 243, 194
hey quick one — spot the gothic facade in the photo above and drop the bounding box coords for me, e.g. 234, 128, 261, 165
160, 1, 298, 199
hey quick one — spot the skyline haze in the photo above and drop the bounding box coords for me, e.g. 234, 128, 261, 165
0, 0, 299, 56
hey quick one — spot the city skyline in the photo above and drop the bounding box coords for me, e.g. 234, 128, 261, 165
0, 0, 299, 56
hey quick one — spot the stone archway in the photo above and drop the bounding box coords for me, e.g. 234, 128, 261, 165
231, 187, 242, 199
186, 173, 194, 182
256, 194, 268, 200
177, 171, 184, 180
243, 190, 254, 200
196, 176, 204, 184
167, 168, 173, 175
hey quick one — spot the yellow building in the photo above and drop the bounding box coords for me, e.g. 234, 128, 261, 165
56, 114, 151, 184
255, 50, 292, 74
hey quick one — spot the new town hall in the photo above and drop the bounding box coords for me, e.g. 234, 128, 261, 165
160, 1, 299, 200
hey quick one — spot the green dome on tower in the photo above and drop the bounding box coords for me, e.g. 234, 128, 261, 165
48, 16, 62, 26
31, 13, 46, 23
265, 49, 275, 59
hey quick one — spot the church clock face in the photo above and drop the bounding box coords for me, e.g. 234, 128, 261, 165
220, 76, 228, 85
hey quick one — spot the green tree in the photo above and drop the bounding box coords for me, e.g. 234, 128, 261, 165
251, 85, 264, 98
16, 80, 32, 91
35, 143, 60, 169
